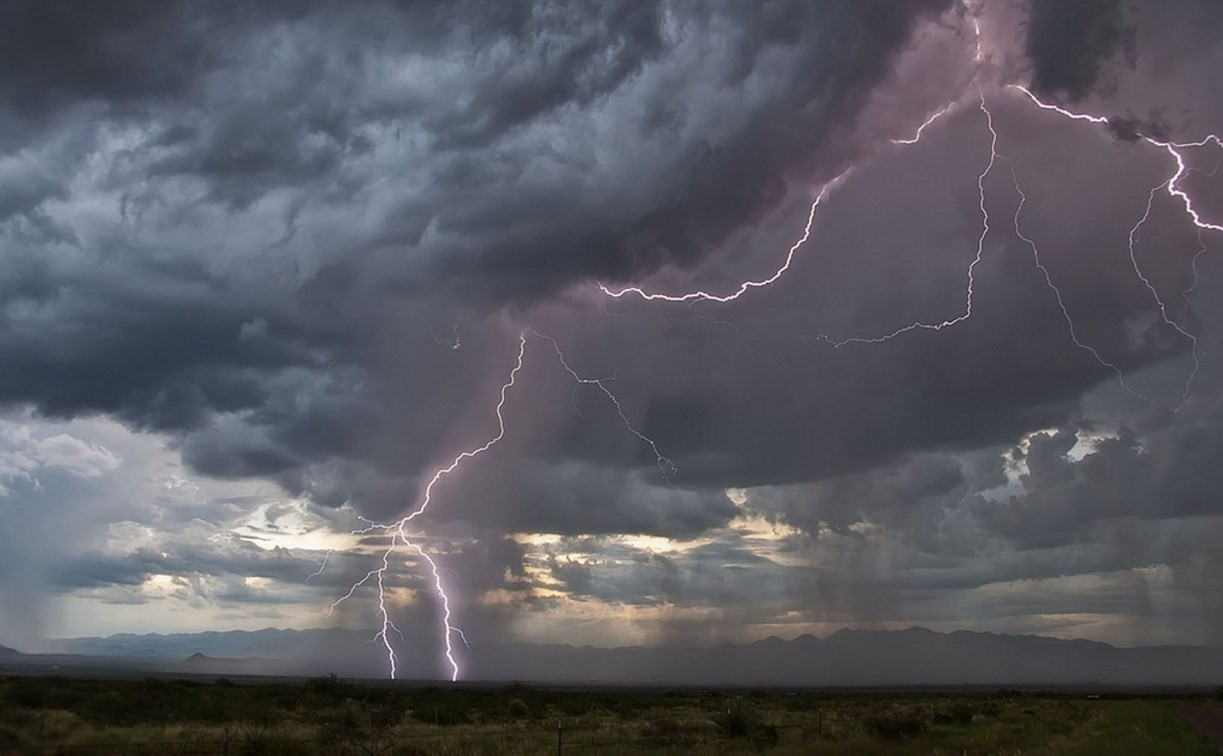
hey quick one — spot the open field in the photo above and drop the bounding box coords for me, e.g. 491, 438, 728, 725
0, 675, 1219, 754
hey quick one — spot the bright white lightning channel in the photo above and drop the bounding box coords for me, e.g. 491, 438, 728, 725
321, 331, 672, 681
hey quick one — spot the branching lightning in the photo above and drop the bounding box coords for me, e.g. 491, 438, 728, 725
320, 330, 674, 680
532, 330, 677, 480
1013, 84, 1221, 406
892, 104, 955, 146
325, 333, 527, 681
1129, 186, 1200, 409
315, 0, 1222, 684
1009, 168, 1149, 402
598, 168, 853, 304
597, 7, 1220, 407
1010, 85, 1223, 236
820, 91, 998, 347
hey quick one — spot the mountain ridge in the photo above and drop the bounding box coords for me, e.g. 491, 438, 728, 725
22, 626, 1223, 686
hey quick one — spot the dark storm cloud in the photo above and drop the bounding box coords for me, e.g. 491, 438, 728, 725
0, 0, 958, 505
1024, 0, 1135, 101
978, 399, 1223, 550
0, 2, 222, 124
4, 0, 1223, 650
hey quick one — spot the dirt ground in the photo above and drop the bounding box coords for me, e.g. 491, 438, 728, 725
1173, 704, 1223, 750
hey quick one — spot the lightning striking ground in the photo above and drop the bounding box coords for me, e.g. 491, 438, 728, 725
316, 0, 1223, 683
321, 330, 674, 680
327, 333, 529, 681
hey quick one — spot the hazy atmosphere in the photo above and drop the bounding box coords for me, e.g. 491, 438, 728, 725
3, 0, 1223, 682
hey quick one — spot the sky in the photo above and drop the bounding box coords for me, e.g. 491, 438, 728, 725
2, 0, 1223, 675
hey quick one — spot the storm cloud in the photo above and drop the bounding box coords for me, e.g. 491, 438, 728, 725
2, 0, 1223, 656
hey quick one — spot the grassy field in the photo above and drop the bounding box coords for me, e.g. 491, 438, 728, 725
0, 674, 1218, 754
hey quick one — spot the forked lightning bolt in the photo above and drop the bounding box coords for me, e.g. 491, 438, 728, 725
598, 10, 1219, 407
1011, 85, 1223, 236
892, 104, 955, 146
820, 91, 998, 347
1009, 169, 1149, 402
1130, 186, 1201, 409
598, 168, 852, 304
533, 331, 676, 480
321, 331, 673, 680
1013, 85, 1221, 406
317, 0, 1222, 684
327, 333, 527, 681
599, 2, 987, 307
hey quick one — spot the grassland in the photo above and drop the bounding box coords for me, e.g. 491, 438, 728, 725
0, 674, 1218, 754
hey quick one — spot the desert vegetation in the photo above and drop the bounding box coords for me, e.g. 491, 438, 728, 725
0, 674, 1217, 754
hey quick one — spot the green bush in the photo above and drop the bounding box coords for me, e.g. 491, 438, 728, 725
640, 716, 706, 746
755, 722, 780, 746
506, 698, 529, 719
304, 673, 347, 698
239, 728, 312, 756
0, 724, 23, 749
413, 702, 469, 726
864, 711, 928, 740
712, 697, 761, 739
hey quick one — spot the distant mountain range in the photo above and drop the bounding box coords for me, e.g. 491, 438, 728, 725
6, 627, 1223, 687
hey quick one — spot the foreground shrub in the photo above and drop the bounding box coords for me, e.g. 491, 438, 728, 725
712, 697, 761, 739
865, 711, 928, 740
304, 673, 347, 698
506, 698, 529, 719
932, 702, 976, 726
640, 716, 707, 746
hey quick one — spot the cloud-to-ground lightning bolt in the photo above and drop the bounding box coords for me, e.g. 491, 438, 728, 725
314, 1, 1223, 683
820, 92, 999, 348
327, 333, 528, 681
319, 329, 676, 680
1009, 168, 1149, 402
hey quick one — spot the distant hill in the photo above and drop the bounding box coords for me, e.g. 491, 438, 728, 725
42, 628, 375, 660
34, 626, 1223, 687
0, 644, 23, 659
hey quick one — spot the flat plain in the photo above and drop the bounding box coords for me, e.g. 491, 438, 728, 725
1, 674, 1220, 754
